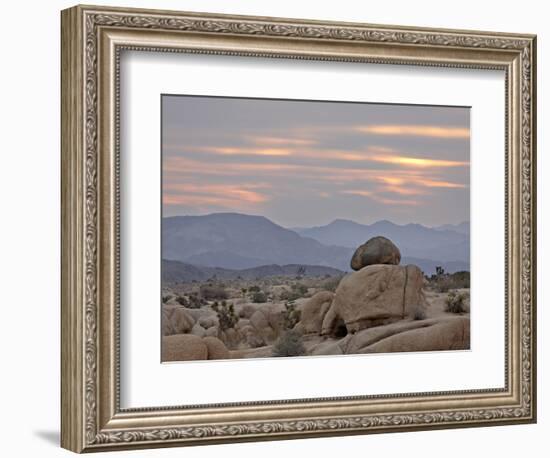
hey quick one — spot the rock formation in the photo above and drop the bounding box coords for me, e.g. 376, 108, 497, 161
162, 334, 230, 361
161, 305, 195, 336
161, 235, 470, 361
294, 291, 334, 336
320, 264, 427, 336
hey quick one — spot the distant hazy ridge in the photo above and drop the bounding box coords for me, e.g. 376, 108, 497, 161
162, 213, 469, 277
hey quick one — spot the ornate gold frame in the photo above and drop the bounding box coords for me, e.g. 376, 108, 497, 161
61, 4, 537, 453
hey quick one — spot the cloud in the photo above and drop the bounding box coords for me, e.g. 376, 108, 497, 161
198, 146, 293, 157
418, 178, 467, 189
245, 135, 317, 147
163, 183, 269, 210
356, 124, 470, 139
370, 155, 469, 168
341, 189, 420, 206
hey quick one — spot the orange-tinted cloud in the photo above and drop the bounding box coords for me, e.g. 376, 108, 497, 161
341, 189, 420, 206
200, 146, 292, 157
163, 183, 269, 209
341, 190, 375, 197
373, 174, 466, 189
245, 136, 317, 147
419, 178, 466, 189
356, 124, 470, 139
371, 155, 469, 168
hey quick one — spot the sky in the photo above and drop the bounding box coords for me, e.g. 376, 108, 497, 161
162, 95, 470, 228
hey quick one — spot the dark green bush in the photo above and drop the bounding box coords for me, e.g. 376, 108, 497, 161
199, 284, 228, 300
429, 270, 470, 292
279, 289, 301, 301
251, 291, 267, 303
186, 292, 206, 309
445, 291, 468, 314
412, 305, 427, 320
175, 295, 188, 306
272, 329, 305, 357
291, 283, 308, 296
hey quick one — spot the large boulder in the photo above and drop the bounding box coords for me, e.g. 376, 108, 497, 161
205, 326, 219, 338
249, 310, 269, 330
198, 314, 219, 329
235, 303, 260, 319
322, 264, 427, 336
295, 291, 334, 335
190, 323, 206, 338
162, 334, 208, 361
239, 324, 266, 348
350, 236, 401, 271
203, 336, 230, 360
265, 303, 286, 333
161, 305, 195, 336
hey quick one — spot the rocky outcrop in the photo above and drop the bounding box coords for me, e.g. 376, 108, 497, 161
346, 316, 470, 353
294, 291, 334, 335
162, 334, 208, 361
161, 305, 195, 336
161, 334, 231, 361
350, 236, 401, 271
190, 323, 206, 337
203, 336, 230, 359
321, 264, 427, 336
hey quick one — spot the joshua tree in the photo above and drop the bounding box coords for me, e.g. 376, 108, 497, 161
211, 300, 238, 331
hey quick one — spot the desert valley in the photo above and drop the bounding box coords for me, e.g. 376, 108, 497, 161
161, 213, 470, 362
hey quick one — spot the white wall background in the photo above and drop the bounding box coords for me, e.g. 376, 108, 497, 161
0, 0, 545, 456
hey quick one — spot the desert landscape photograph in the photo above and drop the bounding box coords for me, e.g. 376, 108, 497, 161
161, 95, 471, 362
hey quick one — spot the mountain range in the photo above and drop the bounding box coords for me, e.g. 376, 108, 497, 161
162, 213, 469, 276
293, 219, 470, 263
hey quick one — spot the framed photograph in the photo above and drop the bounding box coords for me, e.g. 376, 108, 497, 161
61, 4, 537, 453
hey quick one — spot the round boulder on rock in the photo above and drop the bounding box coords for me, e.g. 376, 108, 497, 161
350, 236, 401, 271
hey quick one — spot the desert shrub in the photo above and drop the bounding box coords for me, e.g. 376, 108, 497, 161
291, 283, 308, 296
248, 285, 261, 293
412, 305, 426, 321
186, 292, 206, 309
283, 300, 301, 330
251, 291, 267, 303
272, 329, 305, 357
434, 277, 452, 293
449, 271, 470, 289
211, 300, 238, 331
279, 289, 301, 301
322, 275, 343, 292
199, 284, 228, 301
429, 270, 470, 293
445, 291, 468, 314
175, 295, 188, 307
162, 295, 172, 304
